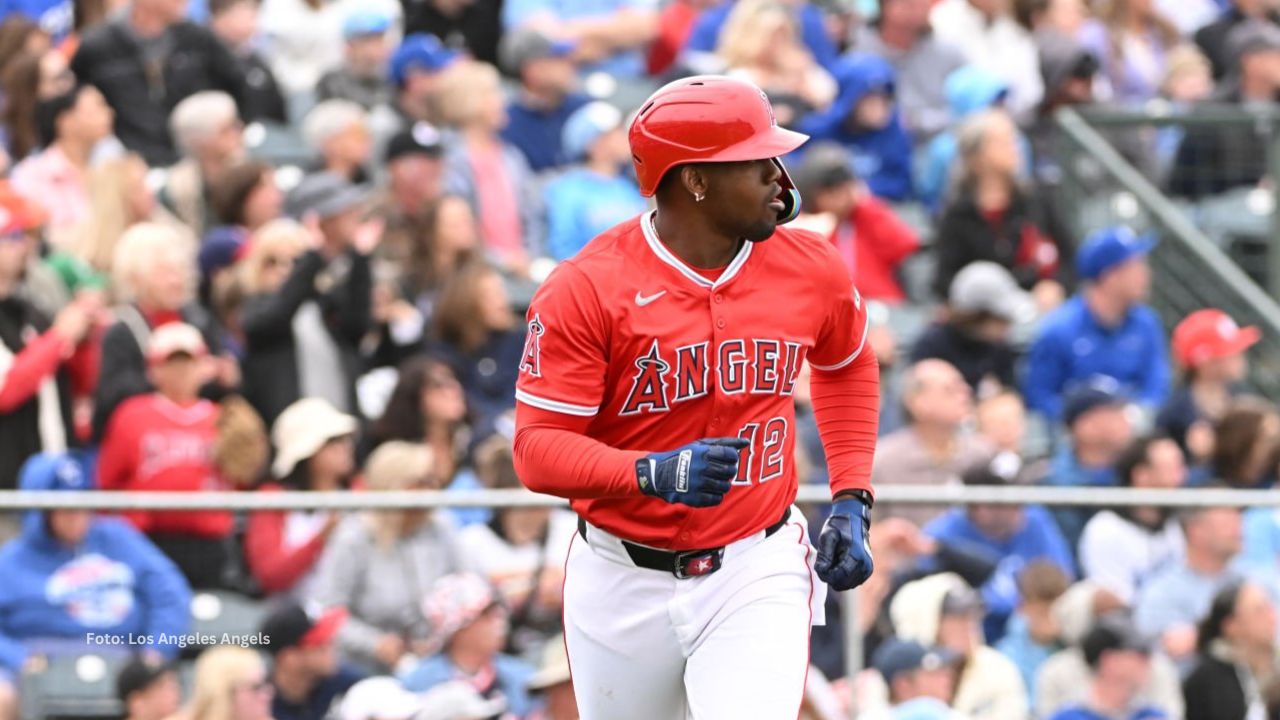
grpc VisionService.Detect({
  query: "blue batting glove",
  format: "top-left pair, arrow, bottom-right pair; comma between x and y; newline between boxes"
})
636,437 -> 749,508
814,496 -> 874,591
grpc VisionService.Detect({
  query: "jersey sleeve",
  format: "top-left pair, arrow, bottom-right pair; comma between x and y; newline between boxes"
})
515,262 -> 609,418
808,253 -> 870,371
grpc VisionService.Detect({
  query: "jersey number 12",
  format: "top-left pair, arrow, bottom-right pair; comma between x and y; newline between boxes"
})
733,417 -> 789,486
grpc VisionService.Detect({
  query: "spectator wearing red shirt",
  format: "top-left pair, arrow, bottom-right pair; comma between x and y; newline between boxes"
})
790,141 -> 920,304
97,323 -> 234,590
245,397 -> 357,599
0,183 -> 101,491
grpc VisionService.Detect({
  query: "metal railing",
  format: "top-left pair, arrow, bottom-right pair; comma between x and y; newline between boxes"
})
1054,105 -> 1280,400
8,483 -> 1280,509
17,483 -> 1280,719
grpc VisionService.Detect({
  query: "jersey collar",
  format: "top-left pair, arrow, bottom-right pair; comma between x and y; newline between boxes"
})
640,210 -> 753,290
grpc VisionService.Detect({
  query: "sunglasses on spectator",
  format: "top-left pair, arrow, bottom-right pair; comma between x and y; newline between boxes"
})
263,255 -> 294,269
0,231 -> 26,244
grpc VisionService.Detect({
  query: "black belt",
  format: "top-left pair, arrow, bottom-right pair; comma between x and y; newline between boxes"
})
577,508 -> 791,579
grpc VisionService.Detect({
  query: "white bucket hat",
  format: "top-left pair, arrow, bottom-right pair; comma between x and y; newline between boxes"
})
271,397 -> 358,478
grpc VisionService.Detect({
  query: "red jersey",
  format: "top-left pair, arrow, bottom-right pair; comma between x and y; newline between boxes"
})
515,210 -> 869,548
97,394 -> 233,538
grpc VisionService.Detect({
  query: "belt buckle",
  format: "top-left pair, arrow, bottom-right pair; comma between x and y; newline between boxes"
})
674,549 -> 723,579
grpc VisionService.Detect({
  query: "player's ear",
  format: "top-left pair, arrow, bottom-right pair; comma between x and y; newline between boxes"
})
680,165 -> 709,202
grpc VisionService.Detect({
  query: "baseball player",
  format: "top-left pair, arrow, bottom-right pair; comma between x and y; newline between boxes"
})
513,76 -> 880,719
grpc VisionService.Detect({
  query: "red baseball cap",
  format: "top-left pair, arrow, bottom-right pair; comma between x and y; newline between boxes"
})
0,182 -> 47,235
1172,309 -> 1260,368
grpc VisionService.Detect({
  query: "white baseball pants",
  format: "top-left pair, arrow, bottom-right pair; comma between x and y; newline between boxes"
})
562,507 -> 827,720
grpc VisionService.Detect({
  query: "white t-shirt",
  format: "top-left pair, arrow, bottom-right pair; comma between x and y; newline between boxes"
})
1079,510 -> 1186,604
457,510 -> 577,596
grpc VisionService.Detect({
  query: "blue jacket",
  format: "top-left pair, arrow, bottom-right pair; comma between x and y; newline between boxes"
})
399,652 -> 537,717
797,54 -> 914,201
995,615 -> 1059,699
0,454 -> 192,672
684,1 -> 837,70
924,506 -> 1075,641
544,168 -> 647,261
1022,295 -> 1170,421
501,93 -> 590,173
918,66 -> 1031,211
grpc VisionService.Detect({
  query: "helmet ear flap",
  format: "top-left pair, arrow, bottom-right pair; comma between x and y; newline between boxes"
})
773,158 -> 801,224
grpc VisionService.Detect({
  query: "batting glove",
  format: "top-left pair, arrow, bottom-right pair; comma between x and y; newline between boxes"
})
636,437 -> 749,508
814,494 -> 875,591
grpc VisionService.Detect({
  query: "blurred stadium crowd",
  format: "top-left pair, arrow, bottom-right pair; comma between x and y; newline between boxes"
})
0,0 -> 1278,717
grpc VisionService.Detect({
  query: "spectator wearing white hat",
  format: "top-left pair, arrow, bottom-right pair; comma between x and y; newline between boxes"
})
303,100 -> 374,186
160,91 -> 247,236
245,397 -> 357,598
339,677 -> 508,720
311,441 -> 467,673
525,635 -> 576,720
97,322 -> 236,590
542,101 -> 645,262
399,573 -> 536,717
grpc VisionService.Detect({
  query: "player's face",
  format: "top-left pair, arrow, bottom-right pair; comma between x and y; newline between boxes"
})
702,158 -> 785,243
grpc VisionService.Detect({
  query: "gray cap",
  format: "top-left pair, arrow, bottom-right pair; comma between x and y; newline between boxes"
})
285,172 -> 368,220
948,261 -> 1035,323
1227,19 -> 1280,68
792,142 -> 857,202
499,27 -> 577,74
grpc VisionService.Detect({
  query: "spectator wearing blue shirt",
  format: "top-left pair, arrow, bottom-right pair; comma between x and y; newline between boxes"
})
1045,615 -> 1168,720
1042,378 -> 1136,549
1133,504 -> 1243,665
400,574 -> 536,718
498,27 -> 589,173
0,452 -> 192,698
797,53 -> 914,201
544,101 -> 646,260
1023,227 -> 1170,423
995,561 -> 1070,701
681,0 -> 837,73
261,603 -> 366,720
501,0 -> 658,79
925,453 -> 1076,642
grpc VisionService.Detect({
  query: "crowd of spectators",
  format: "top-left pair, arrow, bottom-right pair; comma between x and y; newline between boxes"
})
0,0 -> 1276,718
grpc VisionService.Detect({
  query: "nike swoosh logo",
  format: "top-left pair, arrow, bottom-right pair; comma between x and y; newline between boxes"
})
635,290 -> 667,307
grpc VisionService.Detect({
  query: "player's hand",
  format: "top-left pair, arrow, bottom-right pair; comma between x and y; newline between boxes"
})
636,437 -> 748,508
815,496 -> 875,591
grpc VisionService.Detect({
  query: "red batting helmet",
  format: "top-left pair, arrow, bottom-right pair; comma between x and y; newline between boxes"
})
628,75 -> 809,223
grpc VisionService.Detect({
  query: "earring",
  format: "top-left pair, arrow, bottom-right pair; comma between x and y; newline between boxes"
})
694,192 -> 705,203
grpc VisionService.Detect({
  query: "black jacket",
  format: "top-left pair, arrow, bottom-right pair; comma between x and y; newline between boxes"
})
910,321 -> 1017,392
931,190 -> 1057,299
0,296 -> 74,490
236,49 -> 288,124
402,0 -> 503,66
90,303 -> 224,441
1183,653 -> 1249,720
241,250 -> 372,427
71,19 -> 247,166
1167,92 -> 1273,199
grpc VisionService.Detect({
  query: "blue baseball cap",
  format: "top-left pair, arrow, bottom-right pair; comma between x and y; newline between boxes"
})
872,639 -> 959,684
562,101 -> 624,162
1062,375 -> 1130,427
390,34 -> 461,87
343,9 -> 392,38
1076,226 -> 1156,282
